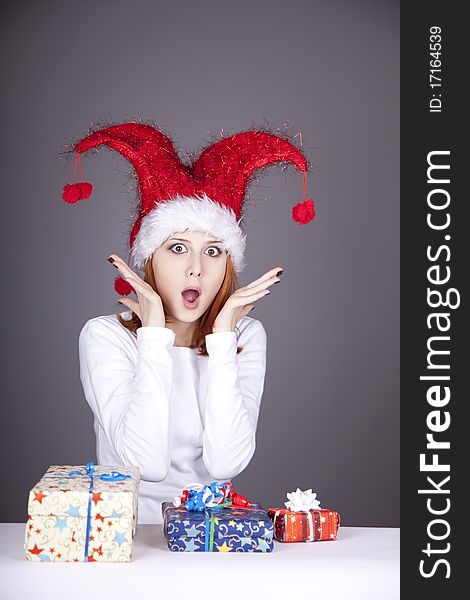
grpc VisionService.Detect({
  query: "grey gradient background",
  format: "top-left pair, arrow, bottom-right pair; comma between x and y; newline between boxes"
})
1,0 -> 399,526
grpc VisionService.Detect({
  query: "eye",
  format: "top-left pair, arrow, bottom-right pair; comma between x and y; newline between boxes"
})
205,246 -> 223,257
169,243 -> 187,254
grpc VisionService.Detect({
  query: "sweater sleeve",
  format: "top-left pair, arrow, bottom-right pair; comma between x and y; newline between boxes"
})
78,319 -> 176,482
202,318 -> 267,480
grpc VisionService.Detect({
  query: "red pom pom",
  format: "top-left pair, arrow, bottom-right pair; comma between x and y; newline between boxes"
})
114,277 -> 134,296
62,184 -> 81,204
62,182 -> 93,204
77,182 -> 93,199
292,198 -> 315,225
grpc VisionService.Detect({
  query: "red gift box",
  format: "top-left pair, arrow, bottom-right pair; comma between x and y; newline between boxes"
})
267,507 -> 340,542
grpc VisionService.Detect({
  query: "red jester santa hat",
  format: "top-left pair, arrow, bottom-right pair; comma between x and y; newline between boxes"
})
61,122 -> 316,296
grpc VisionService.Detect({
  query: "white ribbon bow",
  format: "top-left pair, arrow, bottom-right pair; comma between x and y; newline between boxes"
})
284,488 -> 321,512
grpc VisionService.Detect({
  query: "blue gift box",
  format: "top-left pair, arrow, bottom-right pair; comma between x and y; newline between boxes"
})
162,502 -> 274,552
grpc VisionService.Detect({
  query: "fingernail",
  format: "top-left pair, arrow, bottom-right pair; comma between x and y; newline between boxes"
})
276,270 -> 283,277
107,257 -> 115,264
274,280 -> 280,284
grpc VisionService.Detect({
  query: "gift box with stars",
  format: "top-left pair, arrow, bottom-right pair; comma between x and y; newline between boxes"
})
267,488 -> 341,543
24,463 -> 140,562
162,503 -> 274,552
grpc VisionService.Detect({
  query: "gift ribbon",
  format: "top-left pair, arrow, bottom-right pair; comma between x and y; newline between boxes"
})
83,462 -> 94,561
184,482 -> 232,511
67,463 -> 131,483
307,510 -> 315,542
204,511 -> 213,552
203,500 -> 232,552
42,464 -> 131,483
176,481 -> 256,511
65,462 -> 98,561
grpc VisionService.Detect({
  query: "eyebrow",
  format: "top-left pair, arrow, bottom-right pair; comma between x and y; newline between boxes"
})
170,237 -> 223,244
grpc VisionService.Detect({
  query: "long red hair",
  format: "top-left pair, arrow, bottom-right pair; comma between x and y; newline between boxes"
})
116,253 -> 245,356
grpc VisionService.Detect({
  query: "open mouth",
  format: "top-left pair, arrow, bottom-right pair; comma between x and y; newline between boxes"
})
181,288 -> 201,309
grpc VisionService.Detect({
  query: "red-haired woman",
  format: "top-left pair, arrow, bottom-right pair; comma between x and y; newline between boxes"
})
79,225 -> 282,524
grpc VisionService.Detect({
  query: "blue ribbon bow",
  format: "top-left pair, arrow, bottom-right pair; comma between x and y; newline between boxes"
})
185,482 -> 231,512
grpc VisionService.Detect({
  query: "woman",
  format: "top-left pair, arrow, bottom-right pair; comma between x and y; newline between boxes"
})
64,122 -> 314,523
80,230 -> 281,523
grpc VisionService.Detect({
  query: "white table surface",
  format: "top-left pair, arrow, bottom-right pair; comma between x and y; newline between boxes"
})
0,523 -> 399,599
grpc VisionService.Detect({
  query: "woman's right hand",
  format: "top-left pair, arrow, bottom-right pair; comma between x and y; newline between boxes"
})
108,254 -> 166,328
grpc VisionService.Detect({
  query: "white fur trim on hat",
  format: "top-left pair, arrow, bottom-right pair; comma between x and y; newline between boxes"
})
130,193 -> 247,274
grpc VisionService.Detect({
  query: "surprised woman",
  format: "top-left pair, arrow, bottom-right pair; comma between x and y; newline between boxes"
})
62,122 -> 314,523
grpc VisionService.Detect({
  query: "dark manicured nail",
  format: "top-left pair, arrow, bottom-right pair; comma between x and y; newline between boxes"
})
274,281 -> 280,284
276,270 -> 283,277
107,257 -> 115,264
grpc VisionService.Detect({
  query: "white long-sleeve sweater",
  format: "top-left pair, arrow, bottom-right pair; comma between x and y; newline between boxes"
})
78,311 -> 267,523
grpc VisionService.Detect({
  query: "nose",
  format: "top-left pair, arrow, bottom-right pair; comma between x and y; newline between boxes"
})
186,256 -> 202,277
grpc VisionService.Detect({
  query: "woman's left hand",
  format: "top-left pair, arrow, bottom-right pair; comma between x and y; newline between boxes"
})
212,266 -> 283,333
